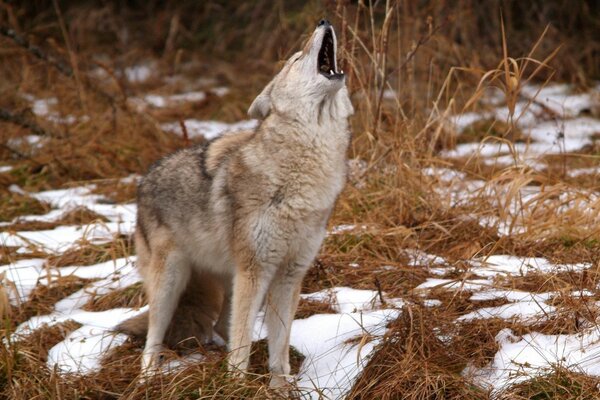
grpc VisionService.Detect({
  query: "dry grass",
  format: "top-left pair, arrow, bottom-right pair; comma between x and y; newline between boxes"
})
82,281 -> 146,312
91,179 -> 138,204
347,304 -> 489,399
1,0 -> 600,399
11,275 -> 92,326
45,235 -> 134,268
0,189 -> 49,222
4,206 -> 108,231
295,298 -> 337,319
499,368 -> 600,400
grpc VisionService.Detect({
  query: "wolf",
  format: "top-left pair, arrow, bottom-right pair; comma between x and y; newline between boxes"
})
119,19 -> 353,387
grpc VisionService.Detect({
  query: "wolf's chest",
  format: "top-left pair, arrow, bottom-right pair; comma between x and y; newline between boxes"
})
272,163 -> 346,214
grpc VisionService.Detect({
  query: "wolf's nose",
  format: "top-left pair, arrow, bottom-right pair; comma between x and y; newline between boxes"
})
318,19 -> 331,27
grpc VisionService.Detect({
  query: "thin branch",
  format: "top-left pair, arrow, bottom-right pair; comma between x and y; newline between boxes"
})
388,18 -> 447,76
0,25 -> 119,107
0,26 -> 73,77
0,107 -> 57,137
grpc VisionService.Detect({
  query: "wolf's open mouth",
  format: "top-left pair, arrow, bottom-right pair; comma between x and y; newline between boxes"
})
318,28 -> 344,80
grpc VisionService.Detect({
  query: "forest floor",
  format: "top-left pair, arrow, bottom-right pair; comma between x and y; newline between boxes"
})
2,40 -> 600,400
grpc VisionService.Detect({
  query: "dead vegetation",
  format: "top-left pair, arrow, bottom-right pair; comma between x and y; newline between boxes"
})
45,235 -> 134,268
1,0 -> 600,399
4,206 -> 108,231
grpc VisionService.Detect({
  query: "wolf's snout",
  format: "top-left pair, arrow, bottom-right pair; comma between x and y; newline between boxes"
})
317,22 -> 344,81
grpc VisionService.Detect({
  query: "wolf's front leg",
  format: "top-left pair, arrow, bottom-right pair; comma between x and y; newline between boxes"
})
227,267 -> 275,375
142,250 -> 190,374
265,269 -> 304,388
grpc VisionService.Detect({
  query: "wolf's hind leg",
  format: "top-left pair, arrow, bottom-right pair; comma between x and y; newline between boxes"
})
142,243 -> 190,374
213,274 -> 232,343
265,269 -> 303,388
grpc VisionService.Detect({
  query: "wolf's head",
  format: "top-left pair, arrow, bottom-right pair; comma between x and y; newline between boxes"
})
248,20 -> 354,123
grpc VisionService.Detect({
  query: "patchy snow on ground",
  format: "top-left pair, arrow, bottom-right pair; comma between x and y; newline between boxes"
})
3,81 -> 600,397
1,184 -> 136,254
437,83 -> 600,237
415,254 -> 597,327
408,251 -> 600,393
464,327 -> 600,395
2,181 -> 399,397
6,253 -> 399,398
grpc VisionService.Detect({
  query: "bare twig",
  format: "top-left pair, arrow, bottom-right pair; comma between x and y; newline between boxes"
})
388,17 -> 447,76
0,26 -> 73,77
374,277 -> 387,306
0,107 -> 57,137
179,120 -> 190,147
52,0 -> 87,113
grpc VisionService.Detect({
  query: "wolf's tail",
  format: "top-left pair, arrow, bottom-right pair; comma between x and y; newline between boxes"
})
116,272 -> 225,349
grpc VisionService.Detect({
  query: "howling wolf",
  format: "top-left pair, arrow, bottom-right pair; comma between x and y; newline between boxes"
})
119,19 -> 353,387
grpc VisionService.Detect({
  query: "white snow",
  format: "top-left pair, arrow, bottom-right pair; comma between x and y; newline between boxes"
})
403,249 -> 448,267
7,134 -> 47,150
161,119 -> 259,140
469,289 -> 553,303
134,88 -> 230,109
47,325 -> 131,374
0,258 -> 46,303
465,327 -> 600,394
0,257 -> 137,305
143,91 -> 206,107
301,287 -> 400,314
293,309 -> 400,399
329,224 -> 368,235
124,64 -> 154,83
7,256 -> 144,374
0,222 -> 132,253
2,185 -> 137,252
415,278 -> 490,292
469,255 -> 591,278
458,301 -> 556,322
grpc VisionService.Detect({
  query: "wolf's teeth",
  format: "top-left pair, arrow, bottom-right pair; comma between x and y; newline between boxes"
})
341,70 -> 344,74
330,70 -> 334,75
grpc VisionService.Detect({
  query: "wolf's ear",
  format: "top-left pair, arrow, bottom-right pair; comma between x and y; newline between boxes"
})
248,80 -> 275,119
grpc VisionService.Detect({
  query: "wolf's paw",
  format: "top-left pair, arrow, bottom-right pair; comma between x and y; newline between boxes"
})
140,347 -> 165,377
268,374 -> 299,399
269,373 -> 294,389
227,363 -> 246,380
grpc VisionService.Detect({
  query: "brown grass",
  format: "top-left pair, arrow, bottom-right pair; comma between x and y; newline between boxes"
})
83,282 -> 146,312
91,179 -> 138,204
1,0 -> 599,399
499,368 -> 600,400
295,298 -> 337,319
347,304 -> 489,399
4,205 -> 108,231
45,235 -> 134,268
0,189 -> 49,222
11,275 -> 92,326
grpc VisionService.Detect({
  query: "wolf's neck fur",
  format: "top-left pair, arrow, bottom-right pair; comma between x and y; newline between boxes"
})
259,111 -> 349,171
261,88 -> 352,154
